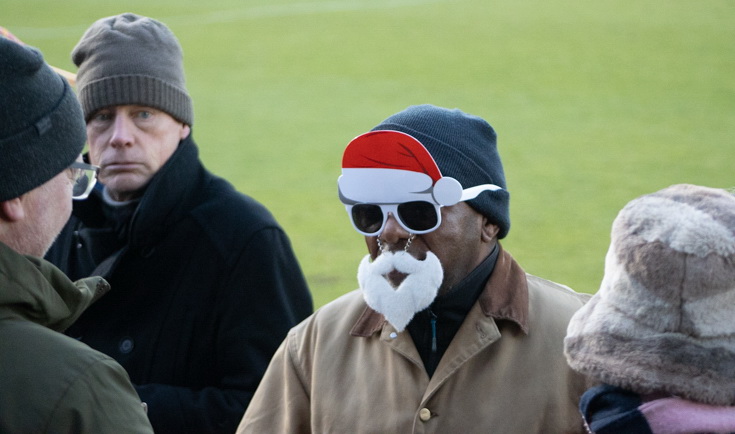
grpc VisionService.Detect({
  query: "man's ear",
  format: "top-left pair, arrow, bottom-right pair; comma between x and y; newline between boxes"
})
0,197 -> 25,223
180,124 -> 191,140
480,216 -> 500,243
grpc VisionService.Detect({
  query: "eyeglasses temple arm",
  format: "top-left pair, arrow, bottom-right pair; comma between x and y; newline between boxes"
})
460,184 -> 502,201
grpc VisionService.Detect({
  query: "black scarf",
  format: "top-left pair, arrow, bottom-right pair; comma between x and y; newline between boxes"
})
407,244 -> 499,377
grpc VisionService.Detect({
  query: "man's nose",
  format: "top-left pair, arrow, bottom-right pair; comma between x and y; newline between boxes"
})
110,112 -> 133,148
379,212 -> 411,246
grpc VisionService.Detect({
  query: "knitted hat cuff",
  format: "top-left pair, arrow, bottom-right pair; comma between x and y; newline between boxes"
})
79,74 -> 192,125
565,331 -> 735,406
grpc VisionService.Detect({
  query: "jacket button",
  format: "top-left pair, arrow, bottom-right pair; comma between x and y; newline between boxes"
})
419,408 -> 431,422
119,338 -> 134,354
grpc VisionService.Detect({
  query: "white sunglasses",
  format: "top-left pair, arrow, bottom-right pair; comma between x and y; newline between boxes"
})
345,184 -> 501,236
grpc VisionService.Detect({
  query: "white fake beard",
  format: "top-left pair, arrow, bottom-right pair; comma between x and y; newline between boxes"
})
357,250 -> 443,332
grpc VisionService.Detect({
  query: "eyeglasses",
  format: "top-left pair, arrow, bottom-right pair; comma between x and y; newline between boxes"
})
68,161 -> 99,200
344,183 -> 502,236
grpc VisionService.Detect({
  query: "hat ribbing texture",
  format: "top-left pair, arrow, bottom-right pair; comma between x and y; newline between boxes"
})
564,184 -> 735,406
72,13 -> 193,125
371,104 -> 510,238
0,38 -> 85,202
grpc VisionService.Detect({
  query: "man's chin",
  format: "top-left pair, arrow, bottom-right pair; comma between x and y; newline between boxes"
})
385,270 -> 408,288
101,177 -> 147,201
358,250 -> 444,332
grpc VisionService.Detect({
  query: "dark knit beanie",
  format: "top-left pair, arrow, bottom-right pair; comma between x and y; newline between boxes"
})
371,104 -> 510,238
0,38 -> 85,202
72,13 -> 193,125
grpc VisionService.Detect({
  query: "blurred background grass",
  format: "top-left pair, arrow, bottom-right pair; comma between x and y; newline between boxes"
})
4,0 -> 733,307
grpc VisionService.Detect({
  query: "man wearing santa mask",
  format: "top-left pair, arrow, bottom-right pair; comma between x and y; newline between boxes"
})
237,104 -> 591,433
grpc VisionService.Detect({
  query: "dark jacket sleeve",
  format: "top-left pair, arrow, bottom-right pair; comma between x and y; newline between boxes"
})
135,226 -> 312,434
580,384 -> 653,434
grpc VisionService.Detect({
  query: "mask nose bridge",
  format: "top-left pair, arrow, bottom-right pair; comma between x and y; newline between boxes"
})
379,206 -> 412,242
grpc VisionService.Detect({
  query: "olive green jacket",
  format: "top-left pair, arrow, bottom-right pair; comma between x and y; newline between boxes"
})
0,242 -> 153,433
238,247 -> 591,433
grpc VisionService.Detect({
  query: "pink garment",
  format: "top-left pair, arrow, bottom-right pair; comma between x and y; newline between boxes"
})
641,397 -> 735,434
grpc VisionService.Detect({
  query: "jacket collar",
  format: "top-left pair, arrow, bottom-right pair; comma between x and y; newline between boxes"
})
350,244 -> 529,337
128,134 -> 201,247
74,134 -> 203,248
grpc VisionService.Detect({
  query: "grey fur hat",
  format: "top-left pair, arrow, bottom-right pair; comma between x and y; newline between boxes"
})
72,13 -> 193,125
564,184 -> 735,406
0,38 -> 85,202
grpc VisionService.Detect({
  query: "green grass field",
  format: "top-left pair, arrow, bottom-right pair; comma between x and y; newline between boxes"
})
5,0 -> 733,307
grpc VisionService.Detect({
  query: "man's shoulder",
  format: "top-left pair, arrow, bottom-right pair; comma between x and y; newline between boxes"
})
290,290 -> 365,337
192,174 -> 278,228
160,144 -> 277,227
523,273 -> 591,335
0,318 -> 123,390
1,318 -> 113,364
279,290 -> 373,367
526,273 -> 592,307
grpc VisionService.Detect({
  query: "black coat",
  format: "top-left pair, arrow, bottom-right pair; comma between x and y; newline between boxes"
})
46,135 -> 313,434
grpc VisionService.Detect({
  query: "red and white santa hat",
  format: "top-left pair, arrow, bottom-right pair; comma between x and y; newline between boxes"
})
338,130 -> 464,205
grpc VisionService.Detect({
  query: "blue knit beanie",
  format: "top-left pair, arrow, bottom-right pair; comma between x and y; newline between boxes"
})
371,104 -> 510,238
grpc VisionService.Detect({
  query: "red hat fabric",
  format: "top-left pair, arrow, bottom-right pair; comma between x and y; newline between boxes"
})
342,130 -> 443,182
339,130 -> 463,206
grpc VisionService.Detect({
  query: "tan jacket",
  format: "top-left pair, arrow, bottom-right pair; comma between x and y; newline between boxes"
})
238,248 -> 590,433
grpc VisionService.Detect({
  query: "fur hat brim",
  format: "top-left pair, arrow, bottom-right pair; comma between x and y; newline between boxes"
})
565,184 -> 735,406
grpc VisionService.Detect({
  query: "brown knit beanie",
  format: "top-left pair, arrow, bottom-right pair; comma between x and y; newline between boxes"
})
72,13 -> 193,125
564,184 -> 735,406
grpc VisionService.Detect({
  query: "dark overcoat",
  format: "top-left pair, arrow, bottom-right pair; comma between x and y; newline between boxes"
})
47,135 -> 313,434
